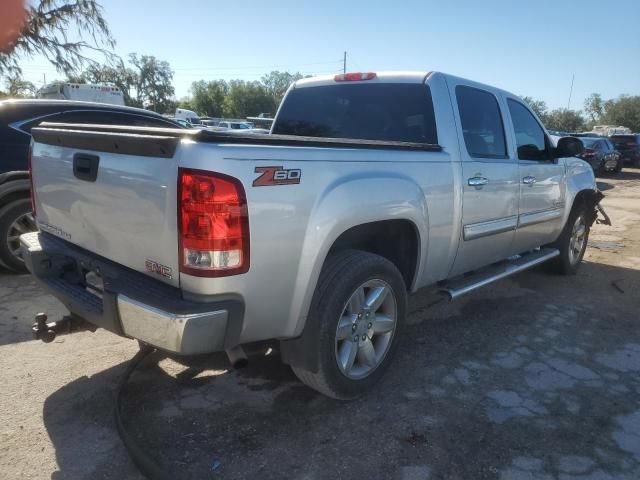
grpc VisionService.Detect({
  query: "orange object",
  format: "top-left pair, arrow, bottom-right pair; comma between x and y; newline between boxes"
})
0,0 -> 28,53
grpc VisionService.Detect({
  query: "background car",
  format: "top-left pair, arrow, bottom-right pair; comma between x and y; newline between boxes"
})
0,99 -> 184,273
578,136 -> 622,174
610,134 -> 640,167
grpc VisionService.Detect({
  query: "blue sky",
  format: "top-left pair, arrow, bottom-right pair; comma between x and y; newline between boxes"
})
19,0 -> 640,110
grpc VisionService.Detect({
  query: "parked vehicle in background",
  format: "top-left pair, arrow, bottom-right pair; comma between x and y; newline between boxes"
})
24,71 -> 608,399
610,134 -> 640,167
591,125 -> 632,137
579,137 -> 622,174
0,99 -> 183,273
200,119 -> 219,128
217,121 -> 254,130
175,108 -> 203,126
37,82 -> 125,106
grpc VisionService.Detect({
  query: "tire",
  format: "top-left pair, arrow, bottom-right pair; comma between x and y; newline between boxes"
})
615,158 -> 623,173
0,198 -> 36,273
546,201 -> 590,275
292,249 -> 407,400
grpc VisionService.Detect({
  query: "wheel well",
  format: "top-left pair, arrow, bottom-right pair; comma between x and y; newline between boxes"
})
572,189 -> 600,226
0,190 -> 30,209
328,220 -> 419,290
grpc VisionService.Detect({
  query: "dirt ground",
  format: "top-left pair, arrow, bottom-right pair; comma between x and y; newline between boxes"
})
1,170 -> 640,480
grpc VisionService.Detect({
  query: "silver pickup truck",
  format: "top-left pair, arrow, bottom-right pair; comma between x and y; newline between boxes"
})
22,71 -> 608,399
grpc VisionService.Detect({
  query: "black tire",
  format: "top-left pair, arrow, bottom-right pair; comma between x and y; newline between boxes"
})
546,201 -> 590,275
0,198 -> 35,273
615,158 -> 623,173
292,249 -> 407,400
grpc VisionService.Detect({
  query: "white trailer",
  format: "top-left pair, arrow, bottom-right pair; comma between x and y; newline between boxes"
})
37,82 -> 125,106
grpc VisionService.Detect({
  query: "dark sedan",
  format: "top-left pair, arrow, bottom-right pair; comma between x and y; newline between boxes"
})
0,99 -> 183,272
578,137 -> 622,175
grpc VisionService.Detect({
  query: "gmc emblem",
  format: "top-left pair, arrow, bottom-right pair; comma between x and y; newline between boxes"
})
253,166 -> 301,187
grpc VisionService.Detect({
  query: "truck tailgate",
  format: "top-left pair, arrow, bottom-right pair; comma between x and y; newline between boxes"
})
30,130 -> 180,287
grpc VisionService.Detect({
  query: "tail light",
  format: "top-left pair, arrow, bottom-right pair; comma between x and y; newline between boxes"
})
581,148 -> 596,159
178,168 -> 249,277
28,143 -> 36,217
334,72 -> 376,82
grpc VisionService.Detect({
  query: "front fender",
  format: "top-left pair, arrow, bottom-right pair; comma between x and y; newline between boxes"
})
286,172 -> 429,338
562,157 -> 598,225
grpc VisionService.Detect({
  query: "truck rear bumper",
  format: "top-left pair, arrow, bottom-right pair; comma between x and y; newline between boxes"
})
20,231 -> 243,355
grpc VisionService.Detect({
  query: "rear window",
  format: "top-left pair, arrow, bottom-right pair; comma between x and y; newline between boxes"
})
273,83 -> 438,144
581,138 -> 599,149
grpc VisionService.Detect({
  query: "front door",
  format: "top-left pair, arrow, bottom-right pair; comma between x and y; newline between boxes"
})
505,98 -> 565,253
449,83 -> 520,277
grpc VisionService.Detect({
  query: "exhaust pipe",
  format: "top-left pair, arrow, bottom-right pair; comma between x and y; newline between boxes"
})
225,346 -> 248,369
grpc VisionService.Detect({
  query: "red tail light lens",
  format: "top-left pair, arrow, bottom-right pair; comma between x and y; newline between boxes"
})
178,168 -> 249,277
28,143 -> 36,217
334,72 -> 377,82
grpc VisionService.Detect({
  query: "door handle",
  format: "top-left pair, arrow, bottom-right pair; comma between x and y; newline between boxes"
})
468,176 -> 489,187
522,176 -> 536,185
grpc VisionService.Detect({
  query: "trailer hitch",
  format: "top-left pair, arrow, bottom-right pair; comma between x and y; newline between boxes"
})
32,313 -> 96,343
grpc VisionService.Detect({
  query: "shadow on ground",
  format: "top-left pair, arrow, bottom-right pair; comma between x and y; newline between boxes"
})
43,260 -> 640,479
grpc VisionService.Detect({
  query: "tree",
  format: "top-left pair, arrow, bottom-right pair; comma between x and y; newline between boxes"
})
584,93 -> 604,123
70,54 -> 176,113
0,0 -> 115,77
544,108 -> 585,133
521,96 -> 549,123
72,59 -> 137,105
190,80 -> 228,117
128,54 -> 175,112
222,80 -> 276,118
261,71 -> 303,107
3,73 -> 36,97
601,95 -> 640,132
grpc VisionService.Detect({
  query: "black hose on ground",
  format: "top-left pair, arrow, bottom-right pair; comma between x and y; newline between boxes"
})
115,345 -> 173,480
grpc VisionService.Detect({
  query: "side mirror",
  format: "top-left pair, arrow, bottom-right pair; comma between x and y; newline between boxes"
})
555,136 -> 584,158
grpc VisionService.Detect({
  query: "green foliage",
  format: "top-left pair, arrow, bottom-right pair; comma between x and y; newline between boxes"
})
2,73 -> 36,98
601,95 -> 640,132
583,93 -> 604,123
261,71 -> 303,105
0,0 -> 115,77
71,54 -> 175,113
190,80 -> 228,117
544,109 -> 585,133
521,96 -> 549,121
222,80 -> 276,118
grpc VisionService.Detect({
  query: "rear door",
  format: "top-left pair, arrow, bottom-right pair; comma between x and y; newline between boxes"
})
448,82 -> 520,276
505,98 -> 565,252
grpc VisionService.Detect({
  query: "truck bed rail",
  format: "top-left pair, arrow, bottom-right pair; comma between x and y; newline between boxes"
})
31,122 -> 443,158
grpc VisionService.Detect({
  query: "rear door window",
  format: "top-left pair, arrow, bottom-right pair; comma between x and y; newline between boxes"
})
273,83 -> 438,144
455,86 -> 507,158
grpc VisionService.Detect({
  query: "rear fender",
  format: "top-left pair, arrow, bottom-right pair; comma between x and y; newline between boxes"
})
280,173 -> 428,371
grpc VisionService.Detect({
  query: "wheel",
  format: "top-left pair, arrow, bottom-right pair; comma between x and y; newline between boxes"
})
292,250 -> 407,399
0,198 -> 36,273
615,158 -> 623,173
546,202 -> 590,275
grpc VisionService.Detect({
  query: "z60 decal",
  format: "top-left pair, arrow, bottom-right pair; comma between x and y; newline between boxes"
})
253,166 -> 301,187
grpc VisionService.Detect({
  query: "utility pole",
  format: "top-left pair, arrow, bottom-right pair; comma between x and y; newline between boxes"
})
343,51 -> 347,74
567,74 -> 575,110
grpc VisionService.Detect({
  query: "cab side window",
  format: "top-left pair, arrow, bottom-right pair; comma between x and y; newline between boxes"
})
455,86 -> 507,158
507,99 -> 550,161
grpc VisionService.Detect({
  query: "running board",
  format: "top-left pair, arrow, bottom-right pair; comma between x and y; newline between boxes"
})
440,248 -> 560,301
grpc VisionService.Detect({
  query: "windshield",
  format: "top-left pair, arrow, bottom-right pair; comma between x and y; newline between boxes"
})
273,83 -> 438,144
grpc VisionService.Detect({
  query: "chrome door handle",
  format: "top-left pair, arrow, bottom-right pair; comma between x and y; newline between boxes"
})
468,176 -> 489,187
522,176 -> 537,185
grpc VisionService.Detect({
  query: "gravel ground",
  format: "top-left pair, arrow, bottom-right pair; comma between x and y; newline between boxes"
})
1,169 -> 640,480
